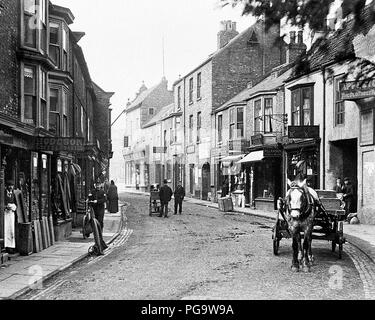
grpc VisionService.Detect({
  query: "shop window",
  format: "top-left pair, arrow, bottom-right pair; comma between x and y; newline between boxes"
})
24,66 -> 37,125
40,154 -> 49,217
335,78 -> 345,126
254,99 -> 262,134
291,86 -> 314,126
218,114 -> 223,143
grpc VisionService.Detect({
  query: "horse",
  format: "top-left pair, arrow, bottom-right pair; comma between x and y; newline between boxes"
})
284,179 -> 319,272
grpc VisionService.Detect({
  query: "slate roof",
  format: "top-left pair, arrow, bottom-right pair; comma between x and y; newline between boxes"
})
289,4 -> 375,80
126,84 -> 159,112
143,103 -> 175,128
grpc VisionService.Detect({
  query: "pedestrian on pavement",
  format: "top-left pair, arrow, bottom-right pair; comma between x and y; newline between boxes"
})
342,177 -> 354,219
107,180 -> 119,213
103,178 -> 110,210
89,181 -> 107,230
4,180 -> 17,254
221,179 -> 229,198
159,179 -> 173,218
174,181 -> 185,215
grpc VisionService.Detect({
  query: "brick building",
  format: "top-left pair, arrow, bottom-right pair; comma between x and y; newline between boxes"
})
174,19 -> 288,200
0,1 -> 113,258
122,78 -> 173,192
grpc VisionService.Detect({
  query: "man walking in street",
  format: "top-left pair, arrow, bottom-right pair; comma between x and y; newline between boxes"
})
89,181 -> 107,230
159,179 -> 173,218
174,181 -> 185,215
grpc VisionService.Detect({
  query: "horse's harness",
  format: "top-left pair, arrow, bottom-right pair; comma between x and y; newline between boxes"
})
285,184 -> 314,219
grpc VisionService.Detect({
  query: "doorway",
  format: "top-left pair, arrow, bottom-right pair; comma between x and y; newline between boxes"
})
330,139 -> 358,212
201,163 -> 210,201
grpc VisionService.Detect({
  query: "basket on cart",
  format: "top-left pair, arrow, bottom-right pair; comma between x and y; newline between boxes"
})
272,190 -> 346,259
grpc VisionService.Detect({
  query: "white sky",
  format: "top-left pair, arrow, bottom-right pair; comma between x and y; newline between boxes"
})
53,0 -> 253,118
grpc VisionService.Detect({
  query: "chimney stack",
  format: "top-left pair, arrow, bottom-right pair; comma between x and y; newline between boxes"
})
290,31 -> 296,44
297,31 -> 303,44
217,20 -> 239,50
286,30 -> 307,64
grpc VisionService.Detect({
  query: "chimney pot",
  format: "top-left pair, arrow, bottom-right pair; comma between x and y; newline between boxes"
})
290,31 -> 296,44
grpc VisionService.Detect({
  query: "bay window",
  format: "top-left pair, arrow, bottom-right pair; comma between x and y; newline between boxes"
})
49,88 -> 60,135
24,66 -> 37,125
62,91 -> 68,137
264,98 -> 273,133
254,99 -> 262,134
291,86 -> 314,126
229,107 -> 244,139
23,0 -> 48,51
218,115 -> 223,143
49,22 -> 60,68
40,70 -> 47,128
62,27 -> 69,71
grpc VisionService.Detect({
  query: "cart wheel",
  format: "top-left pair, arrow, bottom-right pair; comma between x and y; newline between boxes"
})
332,240 -> 336,252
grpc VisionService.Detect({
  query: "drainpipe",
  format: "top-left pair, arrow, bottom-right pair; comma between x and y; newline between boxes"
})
322,67 -> 327,190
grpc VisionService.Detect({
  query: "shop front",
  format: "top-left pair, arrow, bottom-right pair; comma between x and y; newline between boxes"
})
239,145 -> 283,211
283,138 -> 321,190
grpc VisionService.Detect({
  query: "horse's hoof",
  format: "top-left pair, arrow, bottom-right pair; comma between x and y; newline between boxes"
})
302,265 -> 311,273
291,265 -> 300,272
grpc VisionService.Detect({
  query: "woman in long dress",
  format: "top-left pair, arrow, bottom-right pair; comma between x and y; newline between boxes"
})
4,180 -> 17,253
107,181 -> 119,214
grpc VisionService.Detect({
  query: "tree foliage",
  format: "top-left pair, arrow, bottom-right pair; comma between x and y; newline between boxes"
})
221,0 -> 375,80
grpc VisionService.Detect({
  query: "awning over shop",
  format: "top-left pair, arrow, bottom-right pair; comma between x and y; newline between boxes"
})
221,154 -> 245,167
238,150 -> 264,163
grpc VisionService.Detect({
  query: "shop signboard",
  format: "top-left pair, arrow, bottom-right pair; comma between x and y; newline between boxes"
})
264,148 -> 282,158
340,79 -> 375,100
211,145 -> 228,158
35,137 -> 85,152
288,126 -> 320,139
0,130 -> 13,145
153,147 -> 167,153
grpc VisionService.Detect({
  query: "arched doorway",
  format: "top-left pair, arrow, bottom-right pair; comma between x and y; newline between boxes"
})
201,163 -> 211,201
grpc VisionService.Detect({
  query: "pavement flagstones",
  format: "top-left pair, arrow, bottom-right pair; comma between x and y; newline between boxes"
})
0,208 -> 124,300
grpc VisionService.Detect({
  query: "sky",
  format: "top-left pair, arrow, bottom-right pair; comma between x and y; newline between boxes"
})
53,0 -> 253,118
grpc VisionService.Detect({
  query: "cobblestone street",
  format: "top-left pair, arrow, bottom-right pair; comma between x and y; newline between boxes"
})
18,193 -> 374,300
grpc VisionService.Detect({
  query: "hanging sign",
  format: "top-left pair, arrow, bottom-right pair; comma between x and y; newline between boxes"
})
35,137 -> 85,152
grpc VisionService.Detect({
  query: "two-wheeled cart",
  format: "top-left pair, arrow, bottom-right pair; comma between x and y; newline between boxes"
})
149,184 -> 161,216
272,190 -> 346,259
